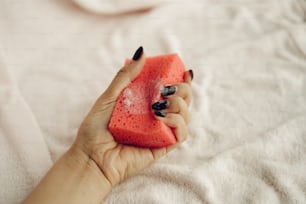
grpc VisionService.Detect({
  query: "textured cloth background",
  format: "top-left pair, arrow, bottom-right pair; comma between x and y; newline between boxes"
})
0,0 -> 306,203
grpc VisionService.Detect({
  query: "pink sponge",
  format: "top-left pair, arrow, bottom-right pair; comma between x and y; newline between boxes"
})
108,53 -> 185,148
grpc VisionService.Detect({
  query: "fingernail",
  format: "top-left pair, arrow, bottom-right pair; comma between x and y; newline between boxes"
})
189,69 -> 194,81
161,85 -> 177,96
154,110 -> 166,117
132,46 -> 143,61
152,100 -> 169,111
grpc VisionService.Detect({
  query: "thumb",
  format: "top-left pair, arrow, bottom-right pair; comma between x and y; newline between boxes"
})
105,46 -> 145,98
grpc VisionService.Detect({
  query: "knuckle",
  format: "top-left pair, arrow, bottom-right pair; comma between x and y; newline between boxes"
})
175,113 -> 185,125
166,112 -> 176,121
176,97 -> 188,112
177,96 -> 187,105
177,123 -> 188,142
168,95 -> 185,106
166,113 -> 181,125
176,83 -> 192,99
116,66 -> 129,77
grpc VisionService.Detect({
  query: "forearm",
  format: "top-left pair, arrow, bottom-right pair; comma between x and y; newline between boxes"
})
23,148 -> 112,204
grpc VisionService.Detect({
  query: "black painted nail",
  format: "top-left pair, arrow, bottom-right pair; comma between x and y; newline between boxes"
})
152,100 -> 169,111
132,46 -> 143,61
154,110 -> 166,117
161,85 -> 177,96
189,69 -> 194,81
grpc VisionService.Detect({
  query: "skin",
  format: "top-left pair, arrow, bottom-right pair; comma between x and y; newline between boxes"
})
23,52 -> 192,204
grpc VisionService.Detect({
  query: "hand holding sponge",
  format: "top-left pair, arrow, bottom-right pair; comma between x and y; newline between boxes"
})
108,50 -> 186,148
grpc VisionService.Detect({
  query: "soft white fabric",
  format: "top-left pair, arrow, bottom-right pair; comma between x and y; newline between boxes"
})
0,53 -> 52,203
0,0 -> 306,203
73,0 -> 168,14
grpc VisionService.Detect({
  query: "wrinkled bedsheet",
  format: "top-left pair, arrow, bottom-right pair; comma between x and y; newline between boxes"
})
0,0 -> 306,203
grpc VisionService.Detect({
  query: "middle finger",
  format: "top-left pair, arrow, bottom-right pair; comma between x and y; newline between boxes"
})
160,83 -> 192,105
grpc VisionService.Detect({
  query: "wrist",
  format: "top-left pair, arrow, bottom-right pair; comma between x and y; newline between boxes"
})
65,146 -> 113,200
23,146 -> 113,204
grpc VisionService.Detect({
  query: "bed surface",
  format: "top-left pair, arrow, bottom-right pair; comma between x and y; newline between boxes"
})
0,0 -> 306,203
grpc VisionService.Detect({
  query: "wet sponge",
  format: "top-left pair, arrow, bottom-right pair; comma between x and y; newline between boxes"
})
108,53 -> 185,148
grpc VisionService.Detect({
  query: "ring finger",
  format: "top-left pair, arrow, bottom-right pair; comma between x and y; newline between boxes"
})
161,83 -> 192,105
151,96 -> 190,123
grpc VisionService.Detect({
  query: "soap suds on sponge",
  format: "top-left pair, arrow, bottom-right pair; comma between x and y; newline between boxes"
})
123,80 -> 162,114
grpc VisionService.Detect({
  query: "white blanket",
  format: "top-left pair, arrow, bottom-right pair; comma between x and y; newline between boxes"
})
0,0 -> 306,203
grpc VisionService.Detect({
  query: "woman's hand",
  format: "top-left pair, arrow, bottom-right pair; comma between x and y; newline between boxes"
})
23,47 -> 193,204
72,47 -> 193,191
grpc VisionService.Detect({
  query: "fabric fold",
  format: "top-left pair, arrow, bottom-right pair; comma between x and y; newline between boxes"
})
73,0 -> 169,15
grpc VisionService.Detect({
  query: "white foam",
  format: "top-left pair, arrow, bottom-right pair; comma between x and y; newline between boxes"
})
123,80 -> 162,114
